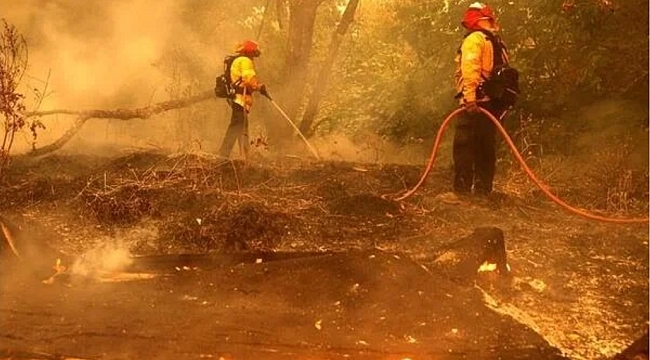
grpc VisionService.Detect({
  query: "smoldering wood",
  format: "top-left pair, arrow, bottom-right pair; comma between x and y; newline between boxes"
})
428,226 -> 510,284
23,90 -> 214,157
3,212 -> 510,287
0,215 -> 70,266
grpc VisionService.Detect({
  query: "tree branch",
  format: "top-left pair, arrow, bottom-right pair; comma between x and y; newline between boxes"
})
25,90 -> 215,157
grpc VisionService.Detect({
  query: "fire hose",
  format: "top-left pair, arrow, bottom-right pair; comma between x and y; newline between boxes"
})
394,107 -> 649,224
264,95 -> 321,160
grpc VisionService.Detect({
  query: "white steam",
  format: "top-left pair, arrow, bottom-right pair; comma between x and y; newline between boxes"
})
71,242 -> 133,277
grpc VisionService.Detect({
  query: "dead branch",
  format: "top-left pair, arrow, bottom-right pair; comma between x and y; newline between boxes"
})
24,90 -> 215,157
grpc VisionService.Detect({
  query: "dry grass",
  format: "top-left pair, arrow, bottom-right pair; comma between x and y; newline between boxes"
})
1,148 -> 647,360
500,112 -> 648,216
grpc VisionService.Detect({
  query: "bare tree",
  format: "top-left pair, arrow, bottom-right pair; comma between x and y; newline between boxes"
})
0,19 -> 43,181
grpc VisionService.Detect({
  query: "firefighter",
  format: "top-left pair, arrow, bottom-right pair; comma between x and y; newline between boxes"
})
218,40 -> 270,159
453,2 -> 509,196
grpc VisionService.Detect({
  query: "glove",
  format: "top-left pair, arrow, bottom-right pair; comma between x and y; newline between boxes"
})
259,84 -> 271,99
464,101 -> 480,113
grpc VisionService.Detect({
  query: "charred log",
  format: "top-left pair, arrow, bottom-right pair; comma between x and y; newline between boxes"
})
429,226 -> 510,284
613,331 -> 649,360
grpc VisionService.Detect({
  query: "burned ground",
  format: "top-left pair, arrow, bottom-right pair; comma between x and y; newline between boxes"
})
0,151 -> 648,360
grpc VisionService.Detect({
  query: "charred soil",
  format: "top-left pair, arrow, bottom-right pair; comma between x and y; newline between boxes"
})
0,150 -> 648,360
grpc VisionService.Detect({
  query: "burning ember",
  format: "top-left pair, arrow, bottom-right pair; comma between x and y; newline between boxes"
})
54,258 -> 66,272
42,251 -> 158,284
477,261 -> 497,272
42,258 -> 68,284
477,261 -> 511,273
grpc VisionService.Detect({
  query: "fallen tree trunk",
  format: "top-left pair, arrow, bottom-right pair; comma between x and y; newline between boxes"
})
24,90 -> 214,157
3,207 -> 512,289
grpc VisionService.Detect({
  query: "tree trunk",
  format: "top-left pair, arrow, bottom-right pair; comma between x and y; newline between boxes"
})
299,0 -> 360,137
265,0 -> 323,148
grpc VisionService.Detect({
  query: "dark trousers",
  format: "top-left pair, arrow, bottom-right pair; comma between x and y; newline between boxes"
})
452,102 -> 503,195
218,103 -> 249,158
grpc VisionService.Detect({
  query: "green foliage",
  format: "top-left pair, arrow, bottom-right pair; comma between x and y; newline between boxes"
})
309,0 -> 648,144
310,2 -> 455,143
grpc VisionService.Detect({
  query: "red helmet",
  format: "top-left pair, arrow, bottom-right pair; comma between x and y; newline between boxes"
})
461,2 -> 496,30
236,40 -> 261,57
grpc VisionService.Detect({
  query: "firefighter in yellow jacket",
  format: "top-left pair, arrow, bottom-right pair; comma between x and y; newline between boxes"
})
218,40 -> 270,159
453,2 -> 509,196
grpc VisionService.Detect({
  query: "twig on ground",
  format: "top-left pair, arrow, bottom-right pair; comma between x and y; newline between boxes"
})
229,160 -> 241,193
162,153 -> 188,183
70,177 -> 99,202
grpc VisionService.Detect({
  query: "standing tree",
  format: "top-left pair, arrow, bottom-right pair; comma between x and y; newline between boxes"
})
264,0 -> 325,145
283,0 -> 324,111
0,19 -> 30,181
299,0 -> 360,137
265,0 -> 365,144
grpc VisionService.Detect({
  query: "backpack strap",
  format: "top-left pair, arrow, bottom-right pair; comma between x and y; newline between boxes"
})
470,29 -> 507,69
224,54 -> 245,88
455,30 -> 508,100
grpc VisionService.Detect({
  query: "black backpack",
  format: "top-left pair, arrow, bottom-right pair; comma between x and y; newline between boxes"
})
470,30 -> 521,110
214,54 -> 243,99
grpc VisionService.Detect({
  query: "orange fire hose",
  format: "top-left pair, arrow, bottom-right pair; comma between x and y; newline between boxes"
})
394,107 -> 649,224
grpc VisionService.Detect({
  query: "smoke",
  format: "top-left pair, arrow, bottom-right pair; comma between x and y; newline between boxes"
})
309,132 -> 436,165
70,241 -> 133,277
2,0 -> 246,154
5,0 -> 182,109
1,0 -> 423,164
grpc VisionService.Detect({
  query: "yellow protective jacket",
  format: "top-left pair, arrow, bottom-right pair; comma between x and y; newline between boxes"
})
454,30 -> 509,103
229,56 -> 264,111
